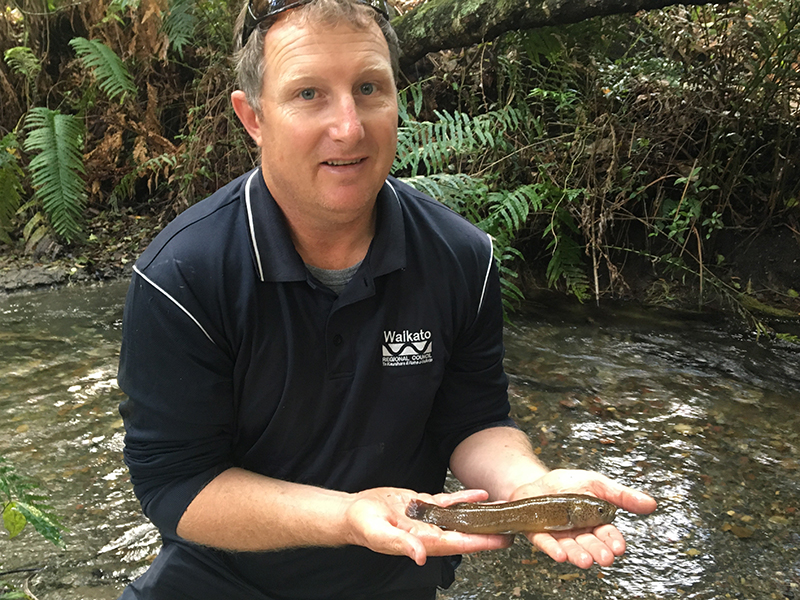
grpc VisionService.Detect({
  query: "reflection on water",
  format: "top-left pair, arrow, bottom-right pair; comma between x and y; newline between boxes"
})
444,301 -> 800,600
1,286 -> 798,599
0,281 -> 145,600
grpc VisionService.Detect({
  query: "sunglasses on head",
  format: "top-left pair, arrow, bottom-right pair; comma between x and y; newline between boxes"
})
242,0 -> 390,48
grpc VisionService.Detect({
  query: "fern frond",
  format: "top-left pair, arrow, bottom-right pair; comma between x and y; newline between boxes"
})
394,102 -> 552,312
400,172 -> 488,219
22,211 -> 48,248
394,106 -> 524,177
69,37 -> 136,103
162,0 -> 197,57
545,212 -> 590,301
520,29 -> 565,65
3,46 -> 41,80
0,133 -> 24,244
110,152 -> 178,208
108,0 -> 141,11
23,107 -> 87,242
477,183 -> 545,239
497,248 -> 526,313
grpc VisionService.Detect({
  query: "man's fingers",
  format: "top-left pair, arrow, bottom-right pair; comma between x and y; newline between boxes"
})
571,530 -> 614,567
559,534 -> 596,569
531,532 -> 595,568
529,524 -> 626,568
408,520 -> 513,555
347,486 -> 514,566
585,475 -> 658,515
362,515 -> 430,565
528,532 -> 567,563
395,530 -> 428,566
431,488 -> 489,507
592,523 -> 626,556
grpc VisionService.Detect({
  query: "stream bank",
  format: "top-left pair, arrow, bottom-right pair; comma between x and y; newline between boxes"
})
1,215 -> 798,338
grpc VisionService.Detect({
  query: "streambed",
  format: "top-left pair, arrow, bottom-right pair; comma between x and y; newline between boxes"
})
0,283 -> 798,599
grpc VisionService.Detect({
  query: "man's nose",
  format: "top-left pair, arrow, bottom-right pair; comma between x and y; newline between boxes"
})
329,95 -> 365,143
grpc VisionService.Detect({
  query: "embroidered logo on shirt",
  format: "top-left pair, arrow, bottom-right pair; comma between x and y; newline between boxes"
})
382,329 -> 433,367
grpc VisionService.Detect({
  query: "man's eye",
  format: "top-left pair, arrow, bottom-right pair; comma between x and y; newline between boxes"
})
360,83 -> 375,95
300,89 -> 316,100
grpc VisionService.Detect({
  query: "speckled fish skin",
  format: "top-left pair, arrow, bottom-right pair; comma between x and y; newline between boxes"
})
405,493 -> 617,534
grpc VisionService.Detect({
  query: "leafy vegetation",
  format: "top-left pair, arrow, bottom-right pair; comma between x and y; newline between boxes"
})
391,1 -> 799,327
0,457 -> 65,548
0,133 -> 24,244
23,107 -> 87,243
0,0 -> 797,328
0,456 -> 64,599
69,37 -> 136,103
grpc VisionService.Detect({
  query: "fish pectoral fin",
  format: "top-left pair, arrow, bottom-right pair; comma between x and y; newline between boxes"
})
542,524 -> 575,531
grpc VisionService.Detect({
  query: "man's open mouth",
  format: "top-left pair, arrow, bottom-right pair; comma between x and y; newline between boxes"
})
324,158 -> 364,166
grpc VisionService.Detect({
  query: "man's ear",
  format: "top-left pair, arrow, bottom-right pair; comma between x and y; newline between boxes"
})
231,90 -> 263,147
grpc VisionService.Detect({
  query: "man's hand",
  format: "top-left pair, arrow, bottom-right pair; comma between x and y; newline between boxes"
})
344,487 -> 513,566
508,469 -> 657,568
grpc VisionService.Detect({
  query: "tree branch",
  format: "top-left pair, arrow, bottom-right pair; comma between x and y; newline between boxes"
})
394,0 -> 710,69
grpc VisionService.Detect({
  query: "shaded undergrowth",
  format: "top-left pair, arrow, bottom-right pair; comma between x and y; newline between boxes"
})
0,0 -> 798,332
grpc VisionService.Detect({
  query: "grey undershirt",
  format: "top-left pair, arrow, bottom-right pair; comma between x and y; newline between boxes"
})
306,260 -> 363,295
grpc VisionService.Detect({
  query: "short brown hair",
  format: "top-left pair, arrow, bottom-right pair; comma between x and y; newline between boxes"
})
233,0 -> 400,117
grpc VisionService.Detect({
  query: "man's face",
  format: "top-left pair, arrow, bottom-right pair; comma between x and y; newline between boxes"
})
256,15 -> 398,228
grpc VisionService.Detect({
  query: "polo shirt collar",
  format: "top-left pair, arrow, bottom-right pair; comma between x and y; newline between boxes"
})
244,168 -> 406,283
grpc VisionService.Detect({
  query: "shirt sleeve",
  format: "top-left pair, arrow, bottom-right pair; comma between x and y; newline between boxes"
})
427,249 -> 516,464
117,270 -> 236,539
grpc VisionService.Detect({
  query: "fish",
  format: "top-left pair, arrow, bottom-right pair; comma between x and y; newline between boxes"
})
405,493 -> 617,535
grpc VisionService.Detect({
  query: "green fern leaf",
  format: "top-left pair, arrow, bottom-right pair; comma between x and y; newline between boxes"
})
108,0 -> 141,12
394,103 -> 532,179
0,134 -> 24,244
23,107 -> 87,243
110,152 -> 178,207
162,0 -> 197,57
3,46 -> 41,80
500,190 -> 529,231
521,29 -> 564,65
69,37 -> 136,103
401,173 -> 487,218
401,174 -> 445,200
545,214 -> 590,301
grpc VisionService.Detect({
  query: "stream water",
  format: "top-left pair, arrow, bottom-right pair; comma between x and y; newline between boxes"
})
1,282 -> 798,600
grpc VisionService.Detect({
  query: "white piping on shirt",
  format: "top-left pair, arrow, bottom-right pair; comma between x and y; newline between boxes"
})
386,179 -> 401,206
244,169 -> 265,282
477,233 -> 494,318
133,265 -> 215,345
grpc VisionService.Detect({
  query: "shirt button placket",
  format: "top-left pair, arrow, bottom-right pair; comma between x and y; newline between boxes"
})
327,310 -> 354,376
328,332 -> 348,376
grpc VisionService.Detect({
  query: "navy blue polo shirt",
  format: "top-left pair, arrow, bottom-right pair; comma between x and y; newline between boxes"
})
117,169 -> 513,599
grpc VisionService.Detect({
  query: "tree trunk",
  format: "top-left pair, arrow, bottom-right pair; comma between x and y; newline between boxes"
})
394,0 -> 709,69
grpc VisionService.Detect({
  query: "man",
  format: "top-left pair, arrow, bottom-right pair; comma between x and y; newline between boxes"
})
116,1 -> 657,598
